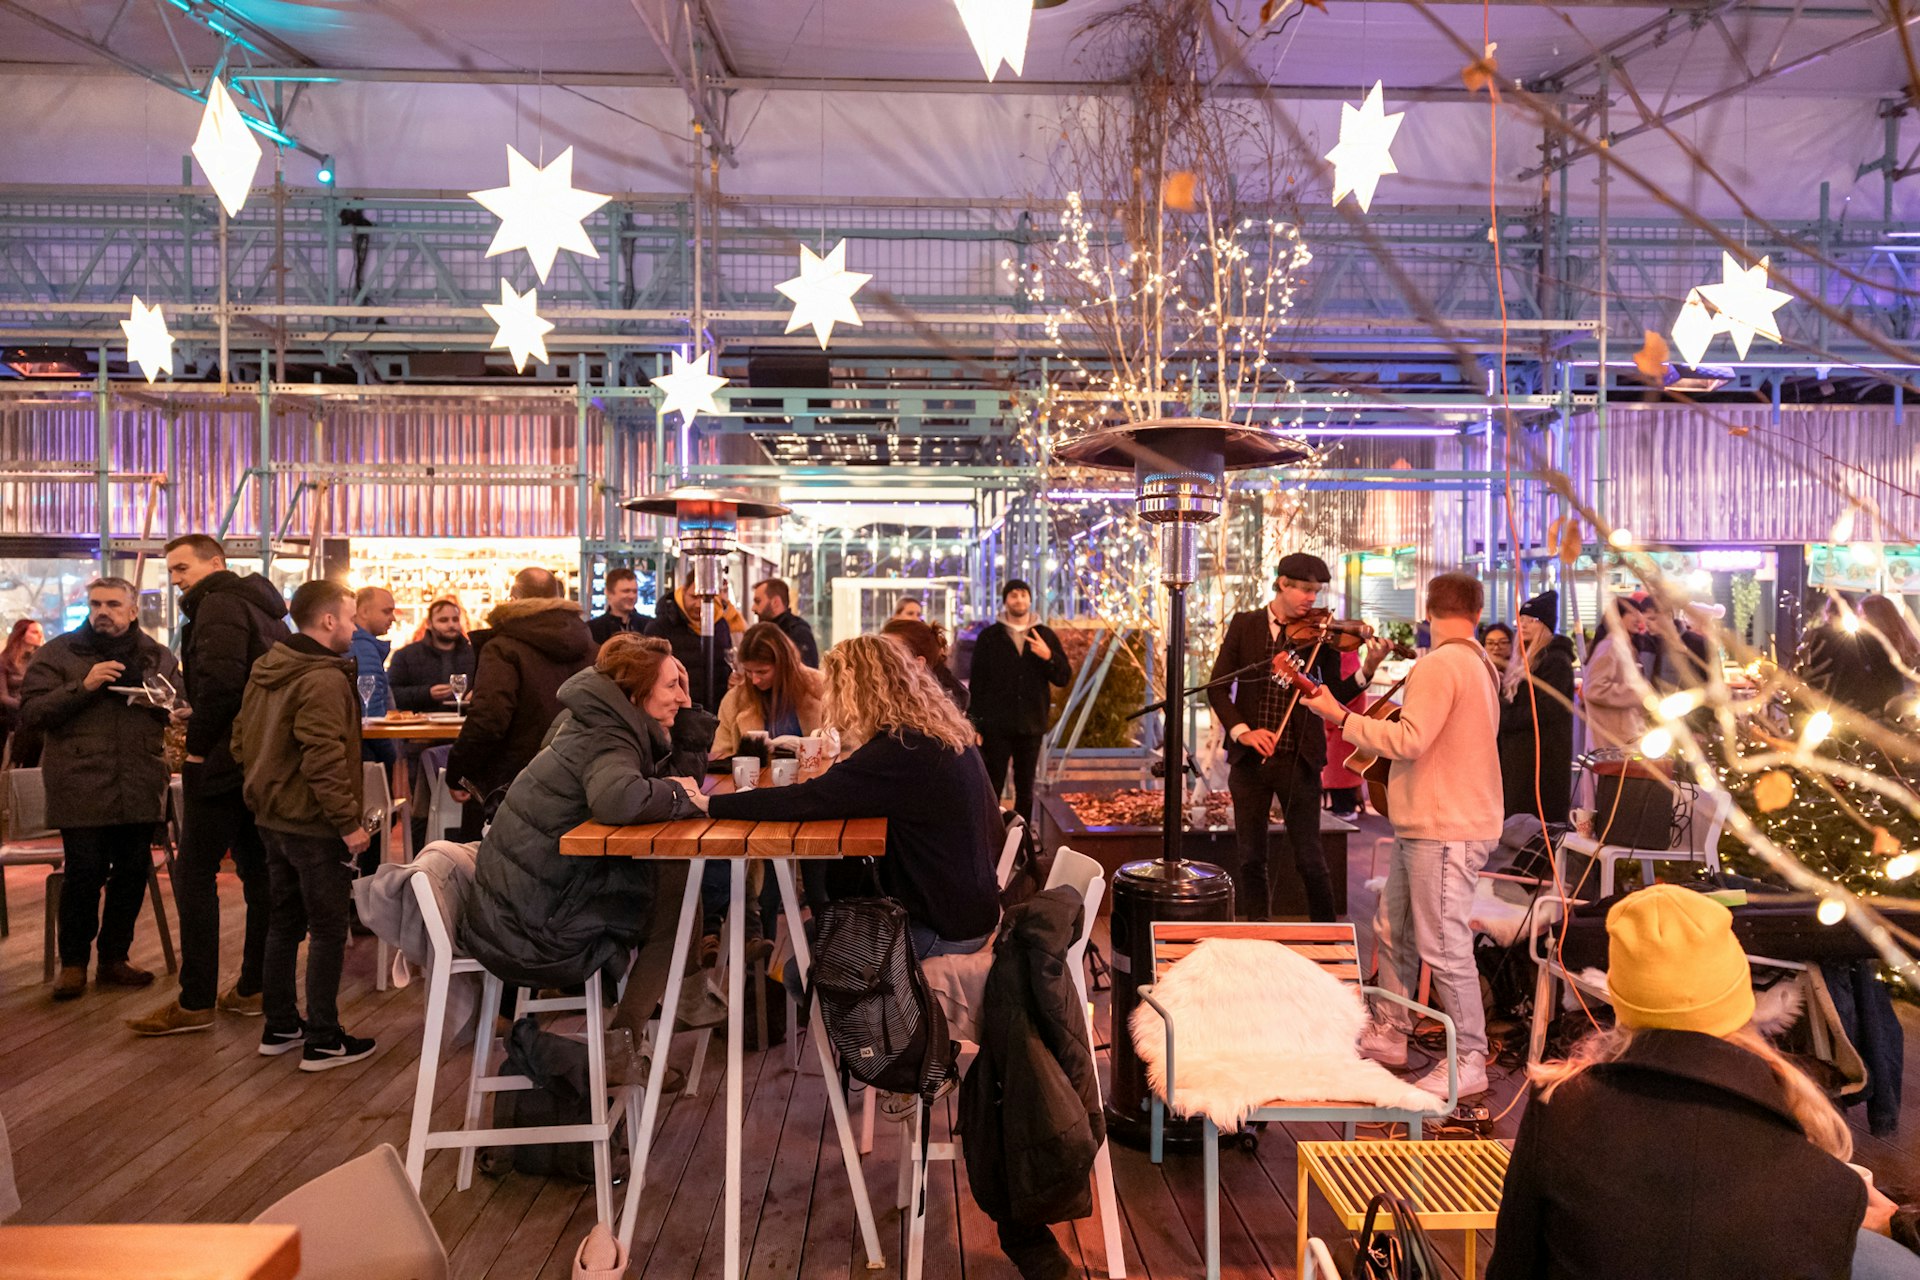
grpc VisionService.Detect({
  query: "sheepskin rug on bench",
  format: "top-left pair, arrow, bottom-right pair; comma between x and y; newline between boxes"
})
1130,938 -> 1446,1131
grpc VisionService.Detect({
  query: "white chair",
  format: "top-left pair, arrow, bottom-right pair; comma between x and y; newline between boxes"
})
2,767 -> 175,981
898,845 -> 1126,1280
254,1142 -> 448,1280
363,762 -> 409,992
994,814 -> 1026,890
422,766 -> 460,852
401,872 -> 640,1234
1301,1237 -> 1340,1279
1559,786 -> 1731,897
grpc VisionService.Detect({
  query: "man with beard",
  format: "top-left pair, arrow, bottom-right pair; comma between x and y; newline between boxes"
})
966,579 -> 1070,834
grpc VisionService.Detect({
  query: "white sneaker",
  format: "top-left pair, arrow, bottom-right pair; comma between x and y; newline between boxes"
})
1414,1050 -> 1488,1099
1357,1019 -> 1410,1068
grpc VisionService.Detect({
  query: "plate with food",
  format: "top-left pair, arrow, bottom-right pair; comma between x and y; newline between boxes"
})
382,710 -> 426,722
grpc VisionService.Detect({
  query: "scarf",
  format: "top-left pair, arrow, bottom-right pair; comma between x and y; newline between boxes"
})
998,610 -> 1035,647
79,619 -> 143,668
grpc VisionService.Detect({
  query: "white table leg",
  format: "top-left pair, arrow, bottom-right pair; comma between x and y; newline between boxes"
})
726,858 -> 746,1279
616,857 -> 706,1257
772,858 -> 885,1270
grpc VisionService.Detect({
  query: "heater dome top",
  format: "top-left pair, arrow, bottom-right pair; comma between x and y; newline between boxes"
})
1053,417 -> 1311,474
622,485 -> 793,520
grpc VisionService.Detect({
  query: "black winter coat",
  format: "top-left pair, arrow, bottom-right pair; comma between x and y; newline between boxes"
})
967,621 -> 1070,737
445,597 -> 596,798
765,608 -> 820,668
1498,633 -> 1577,826
1207,608 -> 1368,769
645,592 -> 731,713
1487,1029 -> 1867,1280
177,571 -> 290,795
460,668 -> 715,990
387,636 -> 477,712
959,886 -> 1103,1227
20,624 -> 177,829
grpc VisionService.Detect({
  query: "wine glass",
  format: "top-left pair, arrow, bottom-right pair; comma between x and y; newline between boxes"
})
448,672 -> 468,714
357,674 -> 378,716
141,670 -> 178,712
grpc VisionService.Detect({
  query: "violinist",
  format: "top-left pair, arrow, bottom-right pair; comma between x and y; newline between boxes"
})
1206,553 -> 1387,921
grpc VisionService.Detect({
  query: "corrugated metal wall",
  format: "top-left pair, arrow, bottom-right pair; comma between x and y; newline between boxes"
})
0,392 -> 652,543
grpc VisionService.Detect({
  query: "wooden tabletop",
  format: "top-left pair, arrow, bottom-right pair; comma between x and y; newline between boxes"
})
561,815 -> 886,859
0,1224 -> 300,1280
361,716 -> 464,740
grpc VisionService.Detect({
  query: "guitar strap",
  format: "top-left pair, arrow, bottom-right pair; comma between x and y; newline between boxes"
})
1435,636 -> 1501,695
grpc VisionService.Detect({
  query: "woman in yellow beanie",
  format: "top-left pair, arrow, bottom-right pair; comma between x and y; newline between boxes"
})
1487,885 -> 1915,1280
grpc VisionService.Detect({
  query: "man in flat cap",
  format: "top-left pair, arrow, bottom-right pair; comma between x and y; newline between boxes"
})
1206,553 -> 1386,920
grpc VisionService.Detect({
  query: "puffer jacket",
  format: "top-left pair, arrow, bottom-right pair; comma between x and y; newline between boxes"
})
19,624 -> 177,828
711,665 -> 825,759
445,597 -> 596,798
177,570 -> 290,795
645,590 -> 732,713
231,636 -> 364,838
959,885 -> 1103,1227
460,668 -> 716,990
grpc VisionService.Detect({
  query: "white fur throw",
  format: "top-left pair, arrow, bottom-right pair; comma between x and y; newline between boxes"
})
1131,938 -> 1445,1131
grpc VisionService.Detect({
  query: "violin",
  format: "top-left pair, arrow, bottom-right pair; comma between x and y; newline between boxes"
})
1280,608 -> 1417,659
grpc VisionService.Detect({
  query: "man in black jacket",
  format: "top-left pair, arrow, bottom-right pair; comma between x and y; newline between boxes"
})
22,578 -> 181,1001
646,571 -> 732,712
587,567 -> 648,647
388,596 -> 476,847
1206,553 -> 1383,921
966,580 -> 1070,833
131,534 -> 289,1036
752,576 -> 819,667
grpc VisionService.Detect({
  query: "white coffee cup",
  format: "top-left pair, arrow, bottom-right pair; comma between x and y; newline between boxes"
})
798,738 -> 826,771
769,758 -> 799,787
731,757 -> 762,790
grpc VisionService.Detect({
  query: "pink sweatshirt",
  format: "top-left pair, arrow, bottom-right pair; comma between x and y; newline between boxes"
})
1340,641 -> 1503,842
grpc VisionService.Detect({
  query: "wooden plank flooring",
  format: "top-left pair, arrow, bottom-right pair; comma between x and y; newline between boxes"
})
3,815 -> 1915,1278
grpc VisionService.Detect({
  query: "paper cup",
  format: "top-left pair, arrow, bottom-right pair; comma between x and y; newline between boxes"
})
731,757 -> 762,790
769,758 -> 799,787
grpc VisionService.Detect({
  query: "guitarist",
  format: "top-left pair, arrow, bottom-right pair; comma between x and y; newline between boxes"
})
1299,571 -> 1501,1099
1207,553 -> 1386,921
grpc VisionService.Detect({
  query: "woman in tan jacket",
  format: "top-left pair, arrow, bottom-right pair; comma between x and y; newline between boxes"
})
712,622 -> 824,759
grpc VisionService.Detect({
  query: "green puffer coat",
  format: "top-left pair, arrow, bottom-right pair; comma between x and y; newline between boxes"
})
460,667 -> 715,990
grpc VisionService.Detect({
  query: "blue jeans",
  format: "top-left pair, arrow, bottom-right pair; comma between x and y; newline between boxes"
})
1375,837 -> 1493,1058
1855,1230 -> 1920,1279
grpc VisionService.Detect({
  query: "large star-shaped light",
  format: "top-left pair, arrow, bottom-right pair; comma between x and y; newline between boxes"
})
469,145 -> 611,283
1697,251 -> 1792,358
650,350 -> 729,424
1669,288 -> 1724,368
954,0 -> 1032,81
775,241 -> 872,349
482,280 -> 555,372
119,295 -> 175,384
1325,82 -> 1404,213
191,78 -> 264,218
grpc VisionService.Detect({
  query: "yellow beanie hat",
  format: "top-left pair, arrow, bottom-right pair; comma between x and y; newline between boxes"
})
1605,885 -> 1754,1037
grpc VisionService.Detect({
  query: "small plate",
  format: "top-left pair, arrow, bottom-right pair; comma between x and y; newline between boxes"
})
424,712 -> 465,723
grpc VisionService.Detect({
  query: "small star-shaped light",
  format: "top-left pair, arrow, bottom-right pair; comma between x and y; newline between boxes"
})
1669,288 -> 1723,367
953,0 -> 1032,81
775,241 -> 872,349
482,280 -> 555,372
191,78 -> 264,218
469,145 -> 612,283
1325,82 -> 1404,213
119,295 -> 175,383
650,350 -> 729,424
1697,251 -> 1792,358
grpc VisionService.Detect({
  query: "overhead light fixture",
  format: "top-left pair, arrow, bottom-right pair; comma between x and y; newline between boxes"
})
1325,82 -> 1404,212
469,145 -> 612,284
1668,288 -> 1722,368
954,0 -> 1033,81
1695,252 -> 1792,359
481,281 -> 555,372
650,350 -> 730,424
119,296 -> 176,384
316,155 -> 336,186
191,77 -> 265,218
775,241 -> 872,349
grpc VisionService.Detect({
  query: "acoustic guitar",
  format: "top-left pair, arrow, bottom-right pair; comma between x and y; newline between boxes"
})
1342,682 -> 1408,820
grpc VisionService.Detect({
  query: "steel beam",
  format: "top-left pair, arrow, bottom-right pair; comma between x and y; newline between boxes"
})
626,0 -> 736,166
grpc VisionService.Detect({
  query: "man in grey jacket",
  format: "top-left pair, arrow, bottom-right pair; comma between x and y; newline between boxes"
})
20,578 -> 181,1001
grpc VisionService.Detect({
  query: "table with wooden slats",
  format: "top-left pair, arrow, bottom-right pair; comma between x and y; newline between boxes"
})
1296,1138 -> 1511,1276
558,800 -> 889,1276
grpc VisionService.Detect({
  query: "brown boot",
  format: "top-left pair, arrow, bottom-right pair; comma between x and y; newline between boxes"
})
127,999 -> 215,1036
97,960 -> 156,988
52,966 -> 87,1001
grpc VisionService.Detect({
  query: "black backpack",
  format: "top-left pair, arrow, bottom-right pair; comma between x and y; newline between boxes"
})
805,897 -> 955,1100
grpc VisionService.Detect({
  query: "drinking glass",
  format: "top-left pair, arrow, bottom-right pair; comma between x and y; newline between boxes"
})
141,670 -> 178,711
448,672 -> 469,713
357,674 -> 378,714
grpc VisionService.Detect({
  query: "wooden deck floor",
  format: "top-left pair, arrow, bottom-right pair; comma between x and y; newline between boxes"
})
3,814 -> 1915,1278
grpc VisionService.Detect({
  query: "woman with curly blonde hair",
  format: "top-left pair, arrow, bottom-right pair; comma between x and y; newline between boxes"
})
703,634 -> 999,957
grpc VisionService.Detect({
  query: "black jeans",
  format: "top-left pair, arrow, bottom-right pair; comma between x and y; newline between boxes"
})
57,823 -> 154,968
1226,750 -> 1335,922
259,828 -> 356,1041
980,730 -> 1045,830
175,778 -> 271,1010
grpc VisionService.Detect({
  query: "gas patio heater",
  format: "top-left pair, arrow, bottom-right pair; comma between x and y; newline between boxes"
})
623,486 -> 793,698
1055,417 -> 1310,1148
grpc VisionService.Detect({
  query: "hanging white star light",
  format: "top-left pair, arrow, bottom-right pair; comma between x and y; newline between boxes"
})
1325,81 -> 1404,213
468,145 -> 612,284
775,241 -> 872,349
1668,288 -> 1723,368
954,0 -> 1033,81
191,78 -> 264,218
119,295 -> 175,384
482,280 -> 556,372
1696,251 -> 1792,358
650,350 -> 729,424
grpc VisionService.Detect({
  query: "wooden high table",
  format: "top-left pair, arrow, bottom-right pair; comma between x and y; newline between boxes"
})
560,788 -> 888,1275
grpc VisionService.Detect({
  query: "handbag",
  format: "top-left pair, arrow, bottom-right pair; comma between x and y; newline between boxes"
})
1353,1191 -> 1443,1280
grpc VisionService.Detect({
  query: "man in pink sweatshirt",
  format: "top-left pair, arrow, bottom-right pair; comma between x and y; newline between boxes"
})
1300,571 -> 1502,1097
